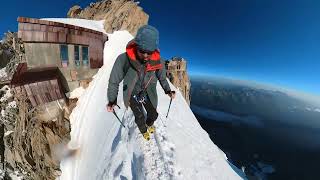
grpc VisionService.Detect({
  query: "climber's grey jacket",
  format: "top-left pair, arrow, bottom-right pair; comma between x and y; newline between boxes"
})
107,41 -> 171,108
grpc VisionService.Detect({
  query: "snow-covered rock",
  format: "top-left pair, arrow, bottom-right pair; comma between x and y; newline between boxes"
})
69,87 -> 86,99
0,67 -> 7,79
55,18 -> 245,180
4,130 -> 14,137
0,85 -> 12,102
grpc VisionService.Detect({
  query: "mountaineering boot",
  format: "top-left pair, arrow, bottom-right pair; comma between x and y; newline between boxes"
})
147,125 -> 155,134
142,132 -> 150,141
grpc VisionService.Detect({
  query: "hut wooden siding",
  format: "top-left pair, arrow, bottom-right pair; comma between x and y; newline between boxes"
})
17,17 -> 106,69
11,63 -> 67,107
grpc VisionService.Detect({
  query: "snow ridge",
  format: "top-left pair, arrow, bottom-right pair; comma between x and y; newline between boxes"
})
55,18 -> 245,180
140,115 -> 181,179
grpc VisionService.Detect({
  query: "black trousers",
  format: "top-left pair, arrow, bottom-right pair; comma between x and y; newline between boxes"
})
129,94 -> 158,133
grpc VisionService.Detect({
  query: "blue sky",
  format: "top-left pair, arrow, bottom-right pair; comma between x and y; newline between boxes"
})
1,0 -> 319,96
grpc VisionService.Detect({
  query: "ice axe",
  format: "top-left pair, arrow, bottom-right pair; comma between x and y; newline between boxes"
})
166,97 -> 173,118
112,105 -> 126,128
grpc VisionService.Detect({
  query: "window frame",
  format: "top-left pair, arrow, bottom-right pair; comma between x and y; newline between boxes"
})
60,44 -> 69,67
82,46 -> 89,66
74,45 -> 80,67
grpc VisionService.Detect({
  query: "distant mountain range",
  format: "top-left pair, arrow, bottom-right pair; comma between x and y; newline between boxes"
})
190,76 -> 320,128
190,75 -> 320,179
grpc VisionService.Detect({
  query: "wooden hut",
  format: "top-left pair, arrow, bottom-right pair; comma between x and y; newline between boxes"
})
16,17 -> 108,92
11,63 -> 68,107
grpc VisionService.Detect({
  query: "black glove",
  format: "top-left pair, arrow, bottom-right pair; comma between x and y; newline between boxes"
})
107,102 -> 114,107
165,90 -> 175,95
107,100 -> 120,112
107,99 -> 117,107
165,90 -> 176,98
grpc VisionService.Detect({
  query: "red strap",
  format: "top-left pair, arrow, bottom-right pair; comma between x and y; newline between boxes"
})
146,63 -> 162,71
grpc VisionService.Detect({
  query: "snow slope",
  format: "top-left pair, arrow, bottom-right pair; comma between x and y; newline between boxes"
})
55,18 -> 245,180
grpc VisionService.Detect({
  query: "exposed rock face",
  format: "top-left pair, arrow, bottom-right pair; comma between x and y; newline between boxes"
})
0,32 -> 25,78
0,36 -> 73,178
1,86 -> 72,179
67,5 -> 82,18
67,0 -> 149,36
166,57 -> 191,105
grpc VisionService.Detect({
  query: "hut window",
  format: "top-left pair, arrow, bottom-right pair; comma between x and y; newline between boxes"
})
74,46 -> 80,67
82,46 -> 89,66
60,45 -> 69,67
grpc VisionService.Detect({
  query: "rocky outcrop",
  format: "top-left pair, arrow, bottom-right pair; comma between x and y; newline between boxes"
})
166,57 -> 191,105
0,32 -> 24,79
67,5 -> 82,18
0,33 -> 73,178
68,0 -> 148,36
1,85 -> 72,179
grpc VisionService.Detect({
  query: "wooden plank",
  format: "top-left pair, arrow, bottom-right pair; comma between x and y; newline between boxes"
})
33,24 -> 41,31
34,31 -> 44,41
30,18 -> 36,24
48,26 -> 53,32
45,80 -> 58,100
53,27 -> 58,33
40,25 -> 46,32
60,27 -> 66,33
44,31 -> 48,42
58,32 -> 66,43
42,81 -> 53,102
37,82 -> 48,103
18,23 -> 24,31
18,31 -> 22,39
70,29 -> 75,35
17,17 -> 23,23
43,81 -> 52,102
24,23 -> 32,31
30,83 -> 43,105
47,32 -> 57,42
29,83 -> 41,105
23,31 -> 33,42
50,79 -> 62,99
24,84 -> 37,106
55,80 -> 64,99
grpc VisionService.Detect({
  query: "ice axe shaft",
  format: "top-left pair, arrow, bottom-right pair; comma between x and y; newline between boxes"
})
166,98 -> 173,118
112,105 -> 126,128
